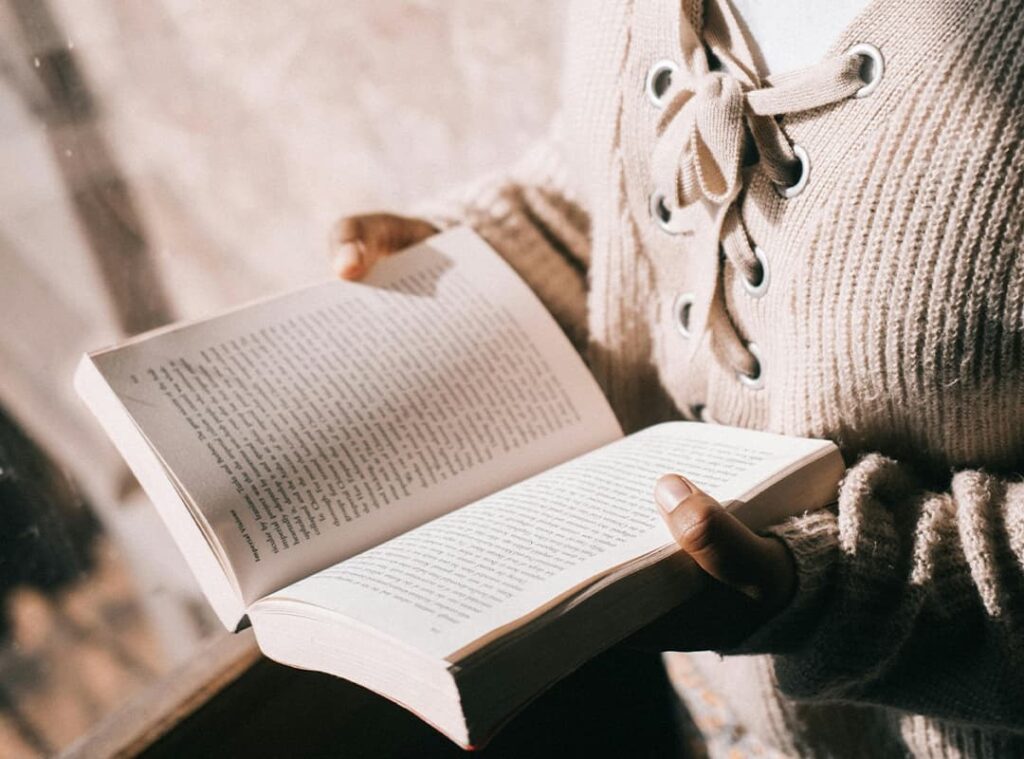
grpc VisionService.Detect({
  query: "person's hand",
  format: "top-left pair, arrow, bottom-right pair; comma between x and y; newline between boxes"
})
329,213 -> 438,280
628,474 -> 798,651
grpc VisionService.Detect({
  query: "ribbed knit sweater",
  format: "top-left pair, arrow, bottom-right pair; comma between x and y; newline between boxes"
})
418,0 -> 1024,755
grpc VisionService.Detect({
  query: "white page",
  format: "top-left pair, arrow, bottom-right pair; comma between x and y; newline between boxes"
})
267,421 -> 833,659
88,228 -> 621,603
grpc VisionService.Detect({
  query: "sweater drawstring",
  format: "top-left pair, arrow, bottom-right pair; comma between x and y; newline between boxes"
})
651,51 -> 867,381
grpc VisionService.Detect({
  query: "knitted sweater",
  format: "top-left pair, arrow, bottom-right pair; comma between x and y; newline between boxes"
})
419,0 -> 1024,755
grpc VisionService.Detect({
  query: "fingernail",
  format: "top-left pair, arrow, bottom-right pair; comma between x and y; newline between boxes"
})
655,475 -> 693,514
332,242 -> 363,279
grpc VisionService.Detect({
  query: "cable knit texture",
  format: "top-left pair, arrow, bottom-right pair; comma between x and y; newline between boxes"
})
417,0 -> 1024,755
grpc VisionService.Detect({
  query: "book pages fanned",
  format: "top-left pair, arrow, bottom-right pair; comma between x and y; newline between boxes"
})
79,228 -> 621,609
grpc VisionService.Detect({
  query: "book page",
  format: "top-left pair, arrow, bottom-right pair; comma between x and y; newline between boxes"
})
266,421 -> 835,659
88,228 -> 622,604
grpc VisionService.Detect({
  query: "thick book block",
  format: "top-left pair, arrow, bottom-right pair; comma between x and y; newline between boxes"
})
76,227 -> 843,747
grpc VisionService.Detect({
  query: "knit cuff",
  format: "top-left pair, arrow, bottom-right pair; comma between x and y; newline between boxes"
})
723,508 -> 839,656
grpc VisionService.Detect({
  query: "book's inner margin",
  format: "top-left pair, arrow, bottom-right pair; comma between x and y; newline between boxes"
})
147,434 -> 240,590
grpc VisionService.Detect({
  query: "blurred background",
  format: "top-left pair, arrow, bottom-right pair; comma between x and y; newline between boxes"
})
0,1 -> 562,754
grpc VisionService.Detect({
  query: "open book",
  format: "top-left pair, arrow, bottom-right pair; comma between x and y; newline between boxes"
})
76,228 -> 844,749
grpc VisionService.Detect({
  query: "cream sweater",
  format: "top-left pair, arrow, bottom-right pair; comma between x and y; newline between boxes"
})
419,0 -> 1024,755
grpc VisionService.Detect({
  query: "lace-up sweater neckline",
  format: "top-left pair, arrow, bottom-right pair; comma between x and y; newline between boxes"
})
646,5 -> 872,384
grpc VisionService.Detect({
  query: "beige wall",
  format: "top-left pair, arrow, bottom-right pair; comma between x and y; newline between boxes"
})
56,0 -> 564,310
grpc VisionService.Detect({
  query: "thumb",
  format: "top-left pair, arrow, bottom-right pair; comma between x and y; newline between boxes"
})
654,474 -> 795,609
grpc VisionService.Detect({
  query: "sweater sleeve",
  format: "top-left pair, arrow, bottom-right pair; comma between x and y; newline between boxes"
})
412,117 -> 591,350
729,453 -> 1024,732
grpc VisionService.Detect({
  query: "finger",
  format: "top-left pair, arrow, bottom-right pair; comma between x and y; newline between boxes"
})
653,474 -> 794,608
330,215 -> 369,279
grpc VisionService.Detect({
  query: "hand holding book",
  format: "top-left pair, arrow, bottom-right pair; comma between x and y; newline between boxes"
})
628,474 -> 798,652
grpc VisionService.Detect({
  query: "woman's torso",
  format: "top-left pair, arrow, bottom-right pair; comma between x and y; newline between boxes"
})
561,0 -> 1024,474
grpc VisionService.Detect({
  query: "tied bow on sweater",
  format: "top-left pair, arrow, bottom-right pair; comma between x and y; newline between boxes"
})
649,52 -> 868,378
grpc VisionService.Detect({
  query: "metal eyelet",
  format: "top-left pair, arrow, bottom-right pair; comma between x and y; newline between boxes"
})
705,47 -> 723,72
742,246 -> 770,298
649,191 -> 684,235
645,59 -> 679,108
847,43 -> 884,99
689,404 -> 716,423
737,342 -> 765,390
774,144 -> 810,199
672,292 -> 695,338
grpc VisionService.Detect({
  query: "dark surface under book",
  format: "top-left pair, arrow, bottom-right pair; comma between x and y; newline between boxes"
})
141,649 -> 685,759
